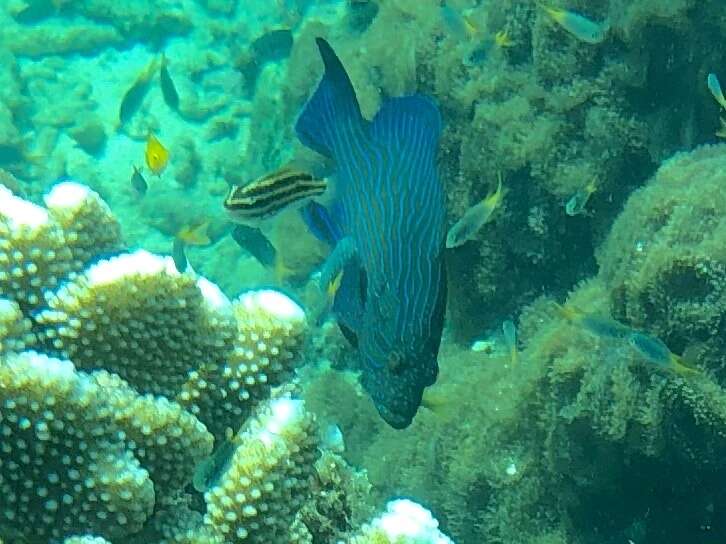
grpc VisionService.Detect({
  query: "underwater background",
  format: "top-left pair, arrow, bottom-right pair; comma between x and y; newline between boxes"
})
2,0 -> 726,543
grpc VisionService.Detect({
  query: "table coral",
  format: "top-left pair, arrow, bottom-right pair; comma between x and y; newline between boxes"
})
177,289 -> 309,441
43,181 -> 123,267
0,184 -> 77,312
35,249 -> 236,398
63,536 -> 113,544
0,351 -> 156,542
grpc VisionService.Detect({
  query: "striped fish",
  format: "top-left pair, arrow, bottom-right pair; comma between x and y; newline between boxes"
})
296,38 -> 447,429
223,168 -> 327,224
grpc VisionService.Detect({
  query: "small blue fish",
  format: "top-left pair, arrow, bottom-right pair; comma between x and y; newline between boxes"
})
171,237 -> 188,273
627,331 -> 699,376
707,73 -> 726,110
160,54 -> 180,111
192,438 -> 238,492
296,38 -> 447,428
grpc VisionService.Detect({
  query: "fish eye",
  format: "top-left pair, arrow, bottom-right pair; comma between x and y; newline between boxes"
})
387,351 -> 404,374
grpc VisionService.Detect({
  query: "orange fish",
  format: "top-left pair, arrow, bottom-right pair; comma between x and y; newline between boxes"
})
145,134 -> 169,175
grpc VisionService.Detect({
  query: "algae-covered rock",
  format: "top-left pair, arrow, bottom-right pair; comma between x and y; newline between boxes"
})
598,144 -> 726,376
68,113 -> 107,156
6,19 -> 122,57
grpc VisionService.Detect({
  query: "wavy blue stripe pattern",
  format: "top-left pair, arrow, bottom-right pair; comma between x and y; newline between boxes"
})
295,38 -> 447,429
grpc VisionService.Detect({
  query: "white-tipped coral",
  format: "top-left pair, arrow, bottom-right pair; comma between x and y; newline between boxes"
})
346,499 -> 455,544
0,298 -> 33,354
0,351 -> 155,542
91,370 -> 214,498
43,181 -> 124,267
203,397 -> 320,543
35,249 -> 236,397
177,289 -> 308,441
63,536 -> 113,544
0,184 -> 76,311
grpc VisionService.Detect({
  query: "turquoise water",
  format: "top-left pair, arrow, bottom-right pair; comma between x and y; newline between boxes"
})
2,1 -> 726,543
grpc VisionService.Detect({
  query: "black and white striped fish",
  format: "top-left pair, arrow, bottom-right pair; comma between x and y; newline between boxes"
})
223,168 -> 327,224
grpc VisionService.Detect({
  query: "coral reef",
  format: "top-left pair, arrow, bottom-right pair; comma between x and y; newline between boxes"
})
177,289 -> 308,442
346,499 -> 454,544
202,397 -> 319,543
0,179 -> 451,543
301,142 -> 726,544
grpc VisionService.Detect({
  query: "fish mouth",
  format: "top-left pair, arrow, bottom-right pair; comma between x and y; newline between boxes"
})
362,364 -> 424,429
375,403 -> 415,429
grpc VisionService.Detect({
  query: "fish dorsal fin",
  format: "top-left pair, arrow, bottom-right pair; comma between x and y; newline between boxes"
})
295,38 -> 367,159
370,95 -> 442,160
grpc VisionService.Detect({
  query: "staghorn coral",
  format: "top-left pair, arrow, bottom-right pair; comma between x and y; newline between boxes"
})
35,249 -> 236,398
202,397 -> 320,543
177,289 -> 308,442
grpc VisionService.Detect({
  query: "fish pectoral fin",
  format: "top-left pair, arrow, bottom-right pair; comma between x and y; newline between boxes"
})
301,200 -> 343,246
319,236 -> 357,293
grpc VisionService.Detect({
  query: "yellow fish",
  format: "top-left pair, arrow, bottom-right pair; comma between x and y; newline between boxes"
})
177,221 -> 211,246
565,179 -> 597,216
502,319 -> 518,365
327,269 -> 344,302
446,174 -> 505,248
707,73 -> 726,110
495,29 -> 514,48
145,134 -> 169,175
537,2 -> 608,44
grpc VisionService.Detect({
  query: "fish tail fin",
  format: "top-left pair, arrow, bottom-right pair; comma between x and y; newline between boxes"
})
295,38 -> 366,158
671,353 -> 701,377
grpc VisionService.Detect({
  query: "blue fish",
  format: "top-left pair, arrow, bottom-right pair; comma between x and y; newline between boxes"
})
296,38 -> 447,428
